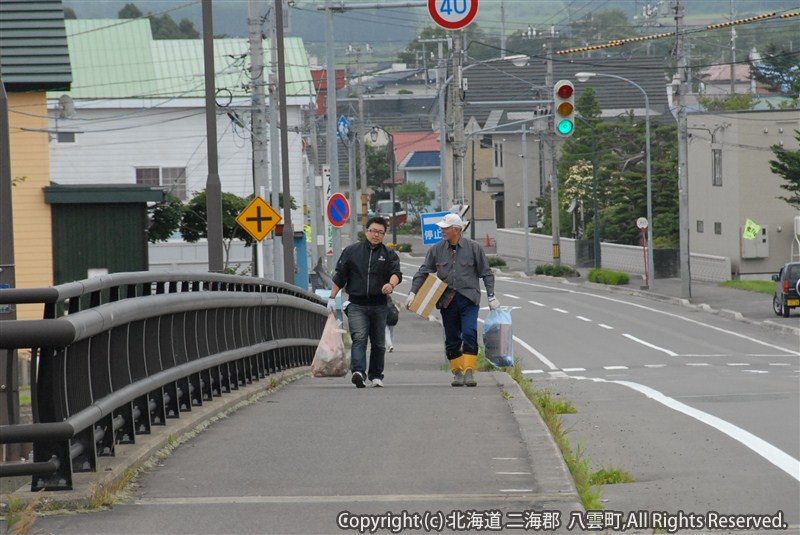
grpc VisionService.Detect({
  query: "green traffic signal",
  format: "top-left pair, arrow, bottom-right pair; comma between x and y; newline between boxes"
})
557,119 -> 574,135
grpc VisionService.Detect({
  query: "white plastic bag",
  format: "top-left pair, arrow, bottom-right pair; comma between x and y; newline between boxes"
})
311,313 -> 349,377
483,307 -> 514,368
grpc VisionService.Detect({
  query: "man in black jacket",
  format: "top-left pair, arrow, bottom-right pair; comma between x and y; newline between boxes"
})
328,217 -> 402,388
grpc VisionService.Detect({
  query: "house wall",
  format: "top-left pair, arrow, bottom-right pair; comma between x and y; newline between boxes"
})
465,139 -> 494,222
687,110 -> 800,276
494,132 -> 553,229
9,93 -> 54,320
49,103 -> 307,224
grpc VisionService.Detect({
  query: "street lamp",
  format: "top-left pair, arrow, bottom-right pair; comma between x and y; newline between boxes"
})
370,126 -> 397,245
575,72 -> 654,289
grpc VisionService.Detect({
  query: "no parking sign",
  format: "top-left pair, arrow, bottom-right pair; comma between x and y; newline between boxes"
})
327,193 -> 350,228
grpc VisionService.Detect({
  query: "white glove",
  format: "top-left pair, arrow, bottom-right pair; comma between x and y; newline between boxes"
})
405,292 -> 416,310
488,295 -> 500,310
326,298 -> 336,313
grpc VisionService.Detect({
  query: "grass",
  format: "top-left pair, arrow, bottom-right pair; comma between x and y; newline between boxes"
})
2,494 -> 42,535
719,279 -> 774,295
19,386 -> 30,407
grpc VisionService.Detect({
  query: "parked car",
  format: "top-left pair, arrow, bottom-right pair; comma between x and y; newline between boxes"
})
374,200 -> 407,227
772,262 -> 800,317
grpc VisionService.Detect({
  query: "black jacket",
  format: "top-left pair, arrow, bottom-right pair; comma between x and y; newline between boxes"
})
332,240 -> 402,306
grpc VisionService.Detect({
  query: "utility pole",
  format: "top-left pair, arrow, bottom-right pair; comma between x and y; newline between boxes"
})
248,0 -> 272,279
675,0 -> 691,298
500,0 -> 507,58
269,7 -> 283,278
307,106 -> 321,270
451,29 -> 466,205
275,0 -> 295,283
545,38 -> 561,267
202,0 -> 224,273
358,75 -> 367,227
730,0 -> 736,95
324,0 -> 341,268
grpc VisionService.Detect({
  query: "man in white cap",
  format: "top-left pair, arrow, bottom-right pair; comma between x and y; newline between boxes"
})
405,213 -> 500,386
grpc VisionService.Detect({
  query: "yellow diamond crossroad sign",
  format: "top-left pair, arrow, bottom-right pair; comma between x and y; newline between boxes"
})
236,196 -> 282,242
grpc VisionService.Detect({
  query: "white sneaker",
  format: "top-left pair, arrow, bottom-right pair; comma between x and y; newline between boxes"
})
372,378 -> 384,387
388,345 -> 394,352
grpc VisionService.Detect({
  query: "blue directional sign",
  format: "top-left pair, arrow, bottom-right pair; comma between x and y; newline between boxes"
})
420,211 -> 450,245
336,115 -> 349,142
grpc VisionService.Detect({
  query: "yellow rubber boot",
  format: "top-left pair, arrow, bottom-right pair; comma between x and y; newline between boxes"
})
449,356 -> 465,387
463,353 -> 478,387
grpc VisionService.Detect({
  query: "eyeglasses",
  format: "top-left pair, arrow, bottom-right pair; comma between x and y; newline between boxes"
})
366,228 -> 386,235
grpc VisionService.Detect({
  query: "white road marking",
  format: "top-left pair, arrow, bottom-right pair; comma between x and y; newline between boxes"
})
553,308 -> 569,314
686,363 -> 711,367
478,317 -> 558,370
743,370 -> 769,374
562,367 -> 586,372
500,489 -> 534,493
528,300 -> 546,307
644,364 -> 667,368
682,354 -> 728,357
622,334 -> 679,356
496,472 -> 531,475
522,369 -> 545,374
604,366 -> 628,370
500,278 -> 800,356
549,371 -> 568,378
492,457 -> 519,460
598,324 -> 614,329
502,293 -> 520,299
576,316 -> 592,322
770,363 -> 792,366
727,363 -> 750,367
572,375 -> 800,483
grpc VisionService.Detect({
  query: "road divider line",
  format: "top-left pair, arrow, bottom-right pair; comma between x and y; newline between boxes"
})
528,300 -> 545,307
622,333 -> 678,357
571,375 -> 800,483
598,324 -> 614,329
576,316 -> 592,322
553,308 -> 569,314
502,293 -> 521,299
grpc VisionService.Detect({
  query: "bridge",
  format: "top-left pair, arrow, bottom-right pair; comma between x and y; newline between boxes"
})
0,272 -> 326,492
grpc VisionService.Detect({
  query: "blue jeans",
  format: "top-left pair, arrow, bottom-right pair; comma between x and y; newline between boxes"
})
440,292 -> 479,358
346,303 -> 387,381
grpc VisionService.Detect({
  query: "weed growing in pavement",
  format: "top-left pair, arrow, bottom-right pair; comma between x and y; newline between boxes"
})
590,468 -> 634,485
2,493 -> 42,535
719,279 -> 774,295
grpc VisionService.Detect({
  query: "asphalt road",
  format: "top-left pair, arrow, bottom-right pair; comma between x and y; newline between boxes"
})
395,258 -> 800,528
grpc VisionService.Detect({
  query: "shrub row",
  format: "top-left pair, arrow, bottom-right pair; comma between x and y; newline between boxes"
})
587,268 -> 629,285
535,264 -> 580,277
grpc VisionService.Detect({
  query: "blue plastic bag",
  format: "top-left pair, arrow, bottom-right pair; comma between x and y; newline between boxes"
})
483,307 -> 514,368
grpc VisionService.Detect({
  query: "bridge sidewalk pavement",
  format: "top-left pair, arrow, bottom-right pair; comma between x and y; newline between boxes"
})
20,309 -> 583,535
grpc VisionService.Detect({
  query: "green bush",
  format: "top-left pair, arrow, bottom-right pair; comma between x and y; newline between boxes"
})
396,243 -> 412,252
534,264 -> 580,277
487,256 -> 507,268
588,268 -> 630,285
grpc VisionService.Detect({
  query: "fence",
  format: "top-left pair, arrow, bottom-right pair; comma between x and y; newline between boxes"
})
496,229 -> 731,282
0,272 -> 326,491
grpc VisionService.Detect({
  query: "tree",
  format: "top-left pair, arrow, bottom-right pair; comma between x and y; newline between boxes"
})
751,43 -> 800,98
64,7 -> 77,19
180,191 -> 254,270
396,181 -> 430,225
770,130 -> 800,209
697,94 -> 756,112
398,23 -> 497,66
147,194 -> 183,243
361,143 -> 391,192
118,3 -> 200,39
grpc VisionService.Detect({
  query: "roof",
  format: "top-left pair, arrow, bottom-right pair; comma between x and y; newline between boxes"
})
55,19 -> 312,99
462,56 -> 670,127
44,183 -> 165,204
701,64 -> 751,83
0,0 -> 71,91
392,131 -> 439,167
401,151 -> 440,170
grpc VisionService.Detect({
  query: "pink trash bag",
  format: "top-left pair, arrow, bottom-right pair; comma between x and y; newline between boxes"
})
311,312 -> 349,377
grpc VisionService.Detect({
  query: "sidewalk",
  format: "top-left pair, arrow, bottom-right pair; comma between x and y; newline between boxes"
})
20,310 -> 583,534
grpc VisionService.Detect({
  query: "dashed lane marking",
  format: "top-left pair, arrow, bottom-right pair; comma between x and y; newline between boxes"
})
576,316 -> 592,322
622,333 -> 678,357
598,324 -> 614,329
528,300 -> 545,307
553,308 -> 569,314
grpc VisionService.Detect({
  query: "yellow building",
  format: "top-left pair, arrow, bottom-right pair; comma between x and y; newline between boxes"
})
1,1 -> 71,320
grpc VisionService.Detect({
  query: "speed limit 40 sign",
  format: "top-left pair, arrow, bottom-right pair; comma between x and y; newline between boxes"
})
428,0 -> 479,30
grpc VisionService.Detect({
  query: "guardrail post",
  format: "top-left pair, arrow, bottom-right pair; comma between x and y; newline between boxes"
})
71,425 -> 98,473
149,387 -> 167,425
133,393 -> 152,435
32,440 -> 72,491
114,402 -> 135,444
163,381 -> 179,418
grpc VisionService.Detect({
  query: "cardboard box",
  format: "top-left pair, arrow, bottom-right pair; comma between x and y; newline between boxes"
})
410,274 -> 448,318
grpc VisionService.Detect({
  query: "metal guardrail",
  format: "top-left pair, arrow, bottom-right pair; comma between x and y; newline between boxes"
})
0,272 -> 326,491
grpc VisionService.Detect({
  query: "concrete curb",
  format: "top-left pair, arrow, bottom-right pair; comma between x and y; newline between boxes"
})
492,372 -> 585,511
6,367 -> 310,510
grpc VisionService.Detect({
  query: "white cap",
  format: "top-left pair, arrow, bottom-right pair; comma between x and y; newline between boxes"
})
436,213 -> 464,229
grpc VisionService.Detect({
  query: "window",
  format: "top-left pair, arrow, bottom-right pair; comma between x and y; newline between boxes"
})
56,132 -> 76,143
714,222 -> 722,235
135,167 -> 160,186
712,148 -> 722,186
136,167 -> 187,200
162,167 -> 187,200
697,220 -> 704,233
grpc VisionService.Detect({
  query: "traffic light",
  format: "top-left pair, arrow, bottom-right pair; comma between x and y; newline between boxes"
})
553,80 -> 575,137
